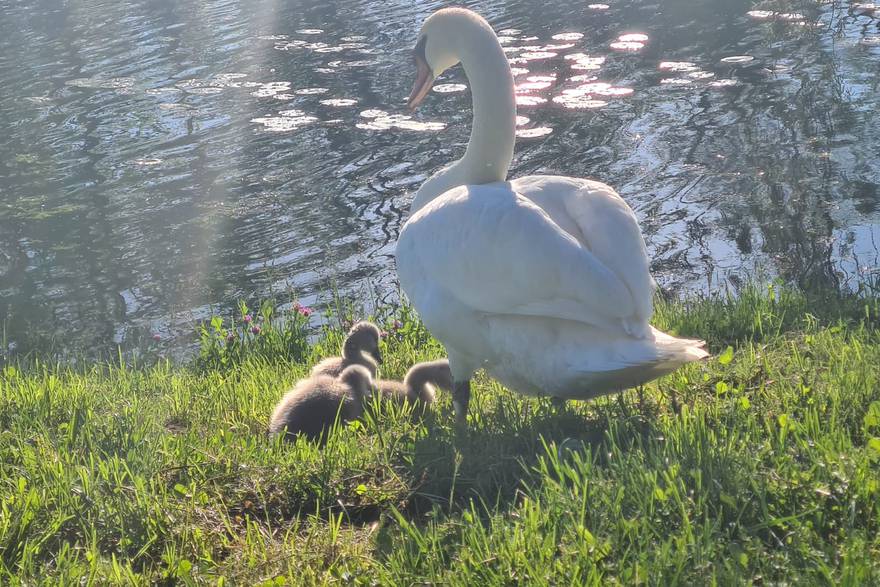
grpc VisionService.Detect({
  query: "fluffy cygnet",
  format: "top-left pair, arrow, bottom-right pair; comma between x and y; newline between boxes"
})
375,359 -> 452,405
268,364 -> 373,443
310,321 -> 382,378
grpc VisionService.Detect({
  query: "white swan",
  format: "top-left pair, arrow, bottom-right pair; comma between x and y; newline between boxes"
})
395,8 -> 708,423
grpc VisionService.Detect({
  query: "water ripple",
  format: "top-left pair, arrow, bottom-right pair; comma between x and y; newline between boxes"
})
1,0 -> 878,357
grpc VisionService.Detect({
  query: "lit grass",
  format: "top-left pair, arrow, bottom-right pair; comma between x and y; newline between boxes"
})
1,286 -> 879,584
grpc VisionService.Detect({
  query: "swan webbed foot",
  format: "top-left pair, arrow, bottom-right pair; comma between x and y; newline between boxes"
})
452,379 -> 471,427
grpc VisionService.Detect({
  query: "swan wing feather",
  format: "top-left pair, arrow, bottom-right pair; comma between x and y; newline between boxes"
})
512,175 -> 655,334
398,183 -> 636,331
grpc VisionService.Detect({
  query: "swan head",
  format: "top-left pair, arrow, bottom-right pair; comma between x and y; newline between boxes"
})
407,8 -> 495,110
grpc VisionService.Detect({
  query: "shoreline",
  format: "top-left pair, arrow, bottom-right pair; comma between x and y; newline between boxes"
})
2,285 -> 878,582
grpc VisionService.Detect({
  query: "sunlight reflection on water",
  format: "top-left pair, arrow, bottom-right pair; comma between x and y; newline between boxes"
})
1,0 -> 879,358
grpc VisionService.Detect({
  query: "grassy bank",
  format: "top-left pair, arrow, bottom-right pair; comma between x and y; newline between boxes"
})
1,286 -> 879,584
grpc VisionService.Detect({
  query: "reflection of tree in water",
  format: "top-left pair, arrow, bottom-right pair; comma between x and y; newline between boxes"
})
704,1 -> 880,291
580,0 -> 880,292
1,0 -> 879,358
1,0 -> 167,357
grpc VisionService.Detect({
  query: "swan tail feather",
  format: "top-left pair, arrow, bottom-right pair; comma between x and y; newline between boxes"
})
650,326 -> 710,363
562,337 -> 708,399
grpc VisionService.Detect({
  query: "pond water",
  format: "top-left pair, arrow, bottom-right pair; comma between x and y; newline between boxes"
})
1,0 -> 879,359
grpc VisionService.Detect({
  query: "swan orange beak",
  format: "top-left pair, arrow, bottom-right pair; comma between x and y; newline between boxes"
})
407,55 -> 433,111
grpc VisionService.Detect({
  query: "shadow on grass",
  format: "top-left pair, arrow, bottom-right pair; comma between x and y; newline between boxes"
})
402,388 -> 666,517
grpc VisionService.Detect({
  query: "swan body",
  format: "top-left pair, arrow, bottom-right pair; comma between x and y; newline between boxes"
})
397,180 -> 705,400
396,8 -> 708,413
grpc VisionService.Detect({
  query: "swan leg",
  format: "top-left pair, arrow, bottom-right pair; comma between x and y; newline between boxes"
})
667,386 -> 681,415
452,379 -> 471,426
617,392 -> 630,417
550,396 -> 566,411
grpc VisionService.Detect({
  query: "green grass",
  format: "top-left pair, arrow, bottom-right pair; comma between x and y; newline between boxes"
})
1,285 -> 879,584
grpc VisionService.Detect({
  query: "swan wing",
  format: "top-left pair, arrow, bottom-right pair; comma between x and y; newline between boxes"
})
397,183 -> 637,332
512,175 -> 655,335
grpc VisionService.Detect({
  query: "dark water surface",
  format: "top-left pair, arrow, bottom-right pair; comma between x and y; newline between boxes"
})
1,0 -> 879,358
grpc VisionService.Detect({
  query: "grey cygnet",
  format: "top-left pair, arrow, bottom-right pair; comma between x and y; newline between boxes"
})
268,364 -> 373,443
310,321 -> 382,378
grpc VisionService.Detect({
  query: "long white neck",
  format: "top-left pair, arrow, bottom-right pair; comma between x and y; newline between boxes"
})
410,25 -> 516,214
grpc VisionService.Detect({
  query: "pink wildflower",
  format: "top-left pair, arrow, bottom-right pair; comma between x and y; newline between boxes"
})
152,334 -> 161,342
251,325 -> 262,335
243,314 -> 253,323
